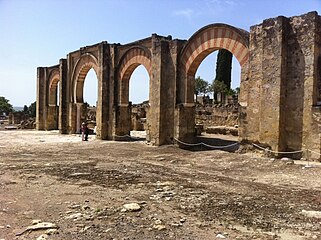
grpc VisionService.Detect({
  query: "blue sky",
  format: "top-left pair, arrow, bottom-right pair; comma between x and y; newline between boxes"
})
1,0 -> 320,106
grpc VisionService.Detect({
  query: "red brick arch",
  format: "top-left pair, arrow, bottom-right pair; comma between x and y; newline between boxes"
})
182,23 -> 249,76
71,53 -> 99,103
118,47 -> 151,104
48,69 -> 60,106
179,23 -> 249,103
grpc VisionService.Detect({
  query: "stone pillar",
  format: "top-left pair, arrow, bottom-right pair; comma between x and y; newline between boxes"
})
36,67 -> 47,130
8,112 -> 13,124
174,72 -> 196,144
112,43 -> 131,139
115,104 -> 131,138
68,103 -> 77,133
59,58 -> 68,134
46,105 -> 58,130
76,103 -> 83,134
149,35 -> 176,145
96,42 -> 111,140
175,103 -> 195,143
246,16 -> 289,153
299,12 -> 321,159
259,16 -> 289,152
243,25 -> 264,142
238,61 -> 249,142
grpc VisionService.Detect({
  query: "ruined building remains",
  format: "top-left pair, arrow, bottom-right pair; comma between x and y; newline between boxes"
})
37,12 -> 321,159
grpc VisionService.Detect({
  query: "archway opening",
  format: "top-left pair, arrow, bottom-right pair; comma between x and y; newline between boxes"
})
82,68 -> 98,135
129,65 -> 150,139
48,77 -> 60,130
56,81 -> 60,107
193,48 -> 241,149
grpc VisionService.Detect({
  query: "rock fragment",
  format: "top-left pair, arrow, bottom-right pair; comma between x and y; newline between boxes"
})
16,222 -> 58,236
122,203 -> 141,212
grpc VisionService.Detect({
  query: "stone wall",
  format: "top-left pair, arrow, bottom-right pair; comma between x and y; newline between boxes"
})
36,11 -> 321,158
245,11 -> 321,159
131,102 -> 148,131
195,104 -> 238,129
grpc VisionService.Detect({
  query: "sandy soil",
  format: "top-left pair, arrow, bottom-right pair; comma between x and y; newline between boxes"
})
0,129 -> 321,240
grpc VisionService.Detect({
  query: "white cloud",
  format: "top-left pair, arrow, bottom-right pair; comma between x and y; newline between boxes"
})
207,0 -> 239,6
225,0 -> 237,6
172,8 -> 194,19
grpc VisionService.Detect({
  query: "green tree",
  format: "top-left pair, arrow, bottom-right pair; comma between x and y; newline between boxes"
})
195,76 -> 209,98
23,105 -> 28,113
235,87 -> 240,96
212,80 -> 227,94
28,101 -> 36,117
214,49 -> 233,89
0,96 -> 13,115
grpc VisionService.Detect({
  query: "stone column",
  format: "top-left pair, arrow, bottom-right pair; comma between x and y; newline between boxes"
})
113,43 -> 131,139
59,58 -> 68,134
243,25 -> 264,142
115,103 -> 131,138
149,35 -> 176,145
299,12 -> 321,159
76,103 -> 83,134
46,105 -> 58,130
36,67 -> 47,130
96,42 -> 111,140
175,103 -> 195,143
68,103 -> 77,133
174,71 -> 196,144
259,16 -> 289,152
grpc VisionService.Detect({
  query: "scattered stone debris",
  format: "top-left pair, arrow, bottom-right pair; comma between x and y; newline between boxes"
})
36,234 -> 48,240
152,219 -> 166,231
18,118 -> 36,129
16,221 -> 58,236
2,130 -> 321,239
216,233 -> 226,238
32,219 -> 42,225
65,212 -> 83,220
121,203 -> 141,212
301,210 -> 321,219
4,125 -> 17,130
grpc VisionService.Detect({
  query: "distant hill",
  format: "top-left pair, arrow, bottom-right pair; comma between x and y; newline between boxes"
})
13,106 -> 24,112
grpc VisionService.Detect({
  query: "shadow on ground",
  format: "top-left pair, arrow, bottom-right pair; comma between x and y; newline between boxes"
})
177,135 -> 239,152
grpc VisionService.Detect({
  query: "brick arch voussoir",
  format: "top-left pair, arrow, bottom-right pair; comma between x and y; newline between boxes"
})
48,69 -> 60,90
48,69 -> 60,106
182,23 -> 249,76
117,47 -> 151,105
72,54 -> 99,103
118,47 -> 151,82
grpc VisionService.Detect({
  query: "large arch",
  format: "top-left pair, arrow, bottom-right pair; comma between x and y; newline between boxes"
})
48,69 -> 60,106
69,53 -> 100,134
71,53 -> 99,104
115,46 -> 152,137
118,47 -> 152,104
176,23 -> 249,142
180,23 -> 249,104
46,68 -> 60,130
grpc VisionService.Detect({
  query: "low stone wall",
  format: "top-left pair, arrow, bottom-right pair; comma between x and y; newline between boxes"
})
206,126 -> 238,136
131,102 -> 148,131
8,112 -> 30,125
195,103 -> 239,130
130,102 -> 239,136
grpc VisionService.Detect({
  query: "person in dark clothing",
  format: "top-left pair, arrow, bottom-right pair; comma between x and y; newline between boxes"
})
84,123 -> 89,141
81,122 -> 89,141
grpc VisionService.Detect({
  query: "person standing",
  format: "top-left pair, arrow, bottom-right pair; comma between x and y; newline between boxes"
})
84,122 -> 89,141
81,122 -> 86,141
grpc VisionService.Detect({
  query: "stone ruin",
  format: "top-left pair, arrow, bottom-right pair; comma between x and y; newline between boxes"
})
131,101 -> 149,131
36,11 -> 321,159
8,112 -> 36,129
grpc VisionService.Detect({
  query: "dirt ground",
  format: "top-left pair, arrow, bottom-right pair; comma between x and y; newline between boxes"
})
0,129 -> 321,240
